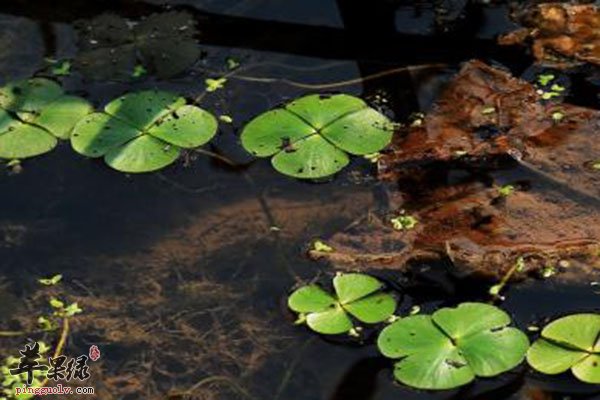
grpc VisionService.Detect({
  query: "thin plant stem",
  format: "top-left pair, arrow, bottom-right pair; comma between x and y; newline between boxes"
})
39,317 -> 70,388
274,337 -> 315,400
204,63 -> 447,90
182,375 -> 257,400
0,330 -> 26,337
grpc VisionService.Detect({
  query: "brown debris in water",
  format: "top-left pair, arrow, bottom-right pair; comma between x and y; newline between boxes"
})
311,60 -> 600,280
378,60 -> 539,176
499,3 -> 600,67
0,188 -> 373,400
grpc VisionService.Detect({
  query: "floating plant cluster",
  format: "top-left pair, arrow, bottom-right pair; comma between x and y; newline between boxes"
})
288,273 -> 600,390
0,78 -> 393,176
1,48 -> 599,397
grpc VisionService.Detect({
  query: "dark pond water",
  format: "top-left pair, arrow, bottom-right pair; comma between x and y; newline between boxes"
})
0,1 -> 599,399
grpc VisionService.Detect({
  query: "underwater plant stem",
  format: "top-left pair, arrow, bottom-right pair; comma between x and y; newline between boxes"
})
210,63 -> 447,90
274,337 -> 315,400
0,330 -> 26,337
39,317 -> 70,389
242,172 -> 301,281
155,174 -> 224,194
489,258 -> 523,301
191,148 -> 238,167
182,375 -> 258,400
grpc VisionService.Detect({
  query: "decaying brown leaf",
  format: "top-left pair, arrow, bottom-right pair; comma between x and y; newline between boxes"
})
499,3 -> 600,67
311,60 -> 600,281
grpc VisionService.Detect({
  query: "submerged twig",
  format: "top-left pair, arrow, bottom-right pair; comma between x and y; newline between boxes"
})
180,375 -> 258,400
0,330 -> 26,337
191,148 -> 238,167
155,173 -> 224,194
242,172 -> 301,281
226,63 -> 447,90
274,337 -> 315,400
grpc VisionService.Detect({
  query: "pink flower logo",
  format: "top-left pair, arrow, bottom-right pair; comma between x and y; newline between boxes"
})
89,345 -> 101,362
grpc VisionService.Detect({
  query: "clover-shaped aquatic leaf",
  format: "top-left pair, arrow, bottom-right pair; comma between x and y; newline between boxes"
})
377,302 -> 529,390
241,94 -> 393,179
0,78 -> 92,159
287,273 -> 396,335
527,314 -> 600,384
71,90 -> 218,173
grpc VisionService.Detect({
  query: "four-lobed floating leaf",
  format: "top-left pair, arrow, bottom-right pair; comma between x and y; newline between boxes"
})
527,314 -> 600,384
288,273 -> 396,335
71,90 -> 217,173
377,302 -> 529,390
0,78 -> 92,159
241,94 -> 393,179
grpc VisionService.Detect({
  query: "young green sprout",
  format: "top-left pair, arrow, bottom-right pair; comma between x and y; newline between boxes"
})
312,240 -> 333,253
489,257 -> 525,300
537,73 -> 555,86
205,77 -> 227,92
498,184 -> 515,197
52,60 -> 71,77
132,64 -> 147,78
481,106 -> 496,115
551,110 -> 564,122
390,214 -> 418,231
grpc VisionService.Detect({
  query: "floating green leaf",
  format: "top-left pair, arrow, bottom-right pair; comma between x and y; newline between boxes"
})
205,77 -> 227,92
241,94 -> 393,179
390,214 -> 418,230
288,273 -> 396,335
132,64 -> 147,78
527,314 -> 600,384
71,90 -> 218,173
537,74 -> 555,86
377,302 -> 529,390
498,184 -> 515,197
51,60 -> 71,76
0,78 -> 92,159
38,274 -> 62,286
